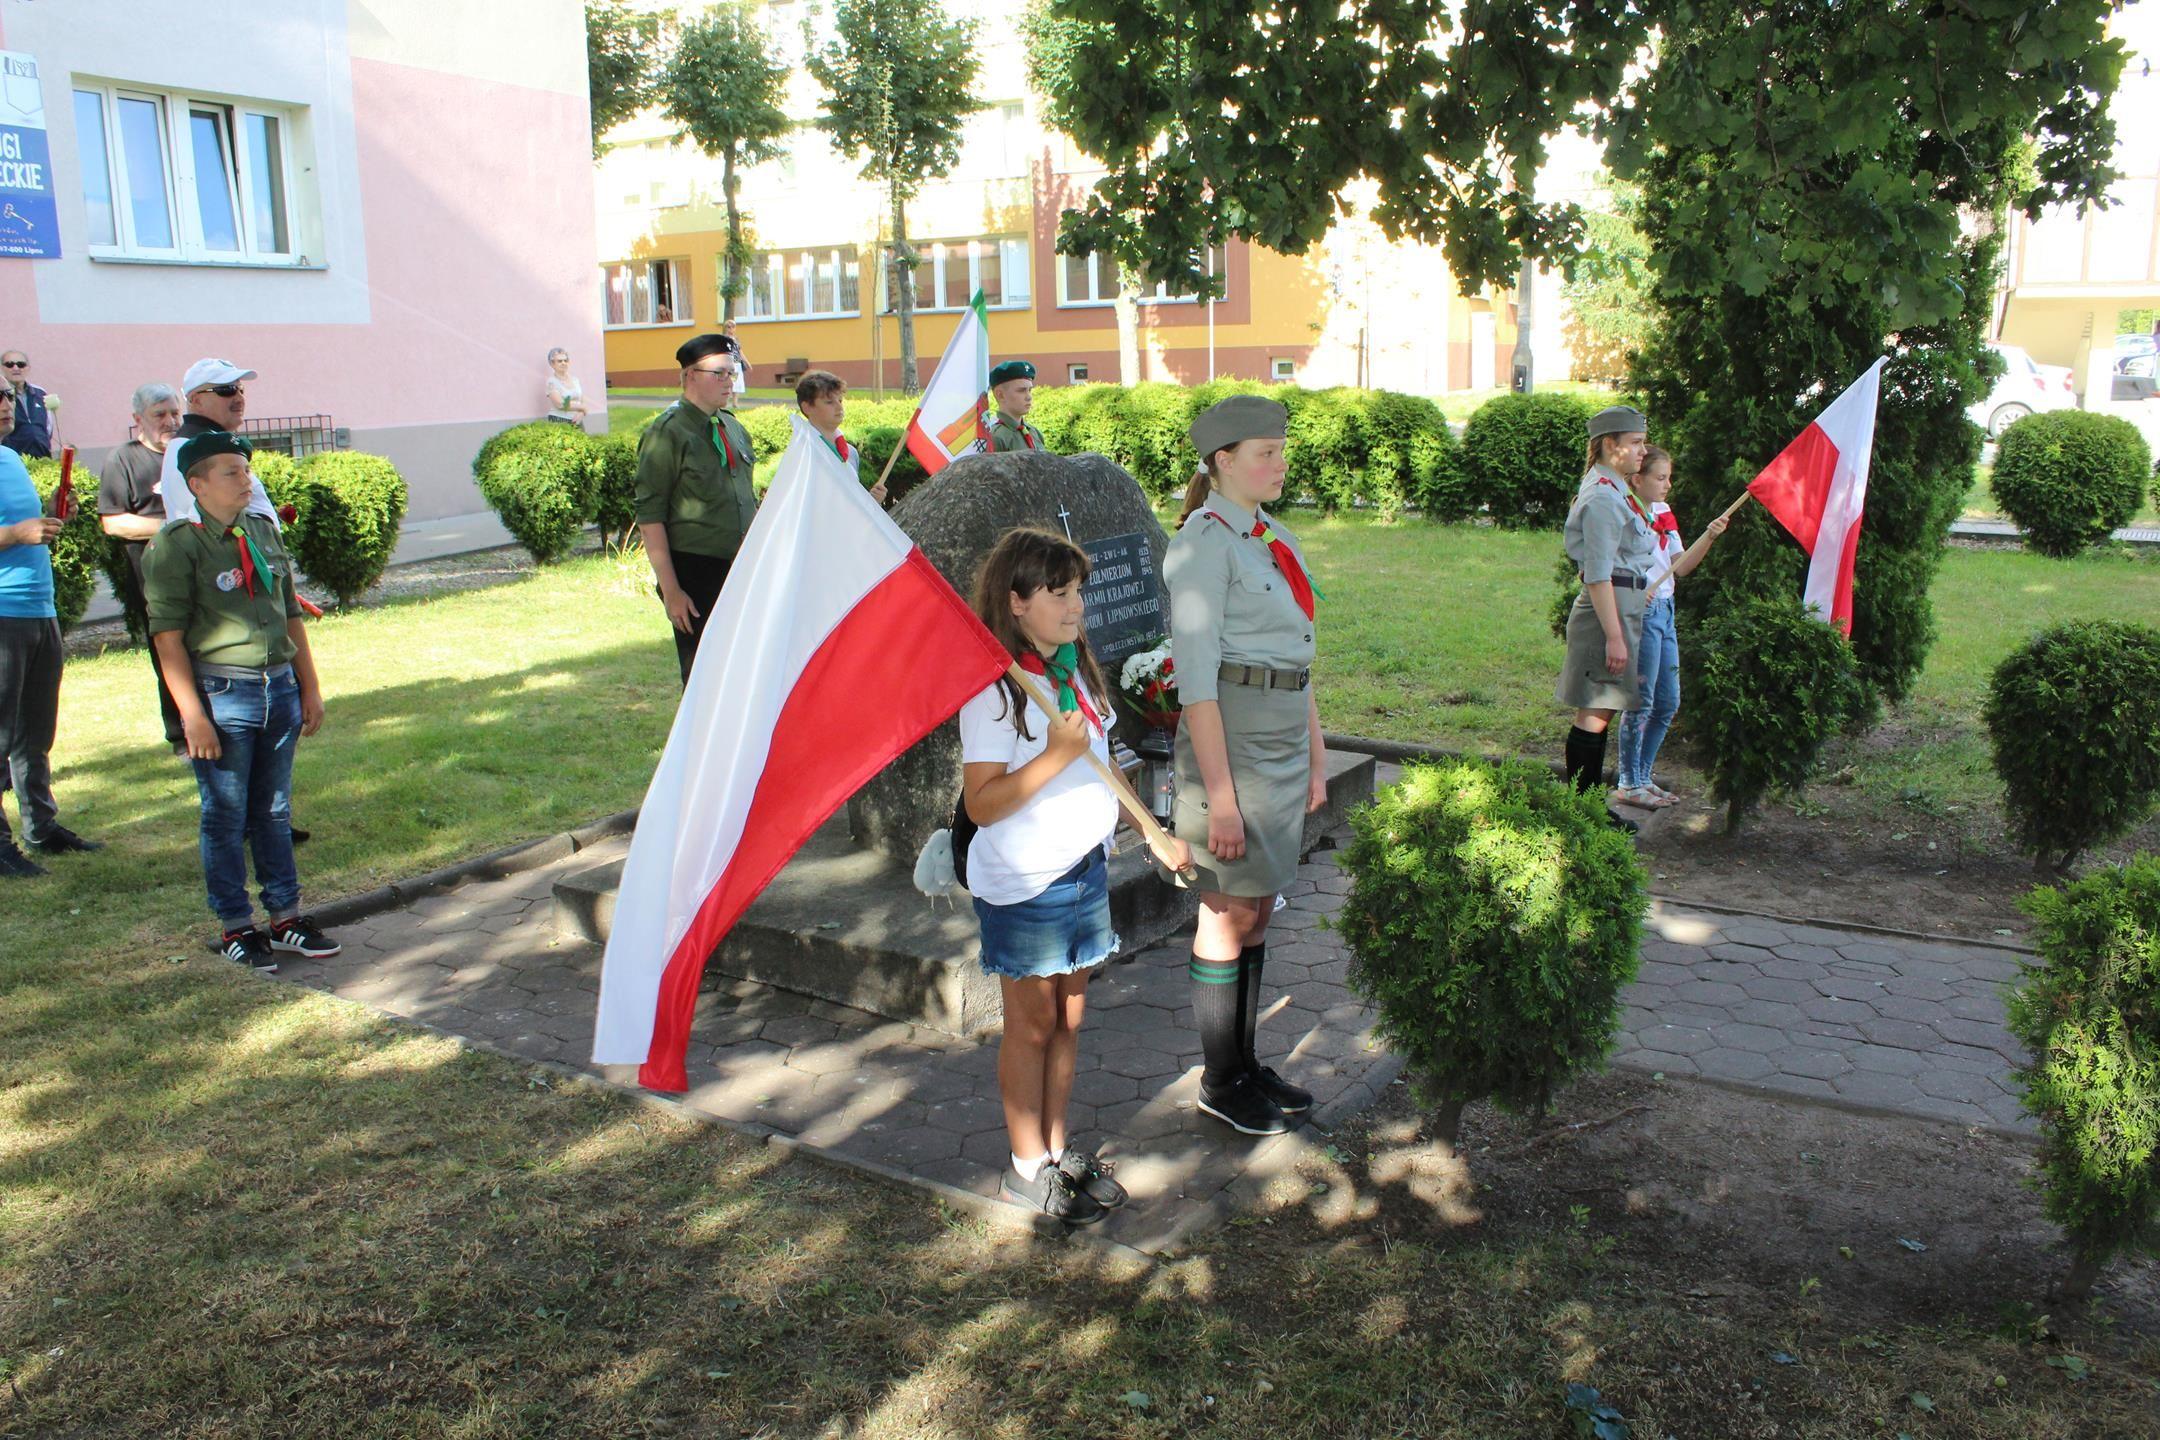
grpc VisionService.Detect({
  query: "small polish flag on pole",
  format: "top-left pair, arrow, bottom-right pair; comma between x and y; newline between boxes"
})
593,413 -> 1013,1093
1743,357 -> 1886,635
901,289 -> 991,477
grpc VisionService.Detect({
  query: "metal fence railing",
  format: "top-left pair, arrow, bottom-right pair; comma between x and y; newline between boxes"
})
239,415 -> 348,458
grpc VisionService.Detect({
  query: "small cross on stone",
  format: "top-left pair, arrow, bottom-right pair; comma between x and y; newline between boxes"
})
1056,503 -> 1073,540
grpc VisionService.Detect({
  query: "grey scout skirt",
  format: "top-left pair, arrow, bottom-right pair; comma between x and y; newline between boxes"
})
1172,674 -> 1311,897
1555,583 -> 1648,712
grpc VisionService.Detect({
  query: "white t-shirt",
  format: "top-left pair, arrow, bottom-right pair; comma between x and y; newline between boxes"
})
546,374 -> 584,421
1644,501 -> 1686,600
957,676 -> 1117,906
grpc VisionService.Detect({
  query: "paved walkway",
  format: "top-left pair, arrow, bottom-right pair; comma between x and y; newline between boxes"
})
1948,515 -> 2160,546
267,824 -> 2037,1249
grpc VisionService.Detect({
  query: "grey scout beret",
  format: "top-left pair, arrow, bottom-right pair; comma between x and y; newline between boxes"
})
1190,394 -> 1288,460
1587,404 -> 1649,440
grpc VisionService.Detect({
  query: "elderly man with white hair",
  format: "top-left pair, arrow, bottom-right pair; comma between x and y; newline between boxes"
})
100,381 -> 187,750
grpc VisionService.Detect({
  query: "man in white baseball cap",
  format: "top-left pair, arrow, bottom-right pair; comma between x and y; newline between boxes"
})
160,359 -> 278,525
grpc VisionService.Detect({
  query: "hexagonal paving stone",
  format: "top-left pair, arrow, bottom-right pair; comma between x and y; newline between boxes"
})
1768,1047 -> 1851,1081
1070,1068 -> 1143,1107
1635,1023 -> 1716,1055
784,1042 -> 866,1077
1625,1050 -> 1699,1076
759,1015 -> 842,1049
1855,1017 -> 1943,1051
925,1092 -> 1010,1138
1812,974 -> 1887,1002
1798,995 -> 1875,1027
1829,1069 -> 1924,1107
1931,1016 -> 2018,1054
1737,975 -> 1820,1005
1915,1067 -> 2009,1105
1846,1045 -> 1931,1077
1696,1046 -> 1778,1081
1708,1021 -> 1791,1053
1723,999 -> 1808,1031
1673,978 -> 1748,1008
1767,943 -> 1845,967
1097,1046 -> 1180,1081
1721,923 -> 1794,949
1705,943 -> 1771,968
1835,941 -> 1908,967
860,1125 -> 966,1167
1942,992 -> 2009,1024
1870,993 -> 1954,1025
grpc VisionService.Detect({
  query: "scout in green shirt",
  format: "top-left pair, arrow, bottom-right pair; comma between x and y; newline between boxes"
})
141,430 -> 337,970
636,332 -> 760,685
987,360 -> 1047,452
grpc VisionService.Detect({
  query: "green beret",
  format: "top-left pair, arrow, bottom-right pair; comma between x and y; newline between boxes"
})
1587,405 -> 1649,440
1190,394 -> 1287,460
989,360 -> 1035,388
177,430 -> 254,478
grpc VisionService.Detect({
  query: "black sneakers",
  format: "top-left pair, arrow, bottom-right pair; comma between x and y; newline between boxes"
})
221,927 -> 279,972
1056,1147 -> 1128,1210
0,844 -> 46,879
268,916 -> 341,958
1002,1162 -> 1106,1225
1251,1066 -> 1313,1116
1198,1074 -> 1291,1136
28,826 -> 102,854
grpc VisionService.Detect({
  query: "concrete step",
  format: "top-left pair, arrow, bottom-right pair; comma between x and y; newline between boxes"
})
552,747 -> 1376,1036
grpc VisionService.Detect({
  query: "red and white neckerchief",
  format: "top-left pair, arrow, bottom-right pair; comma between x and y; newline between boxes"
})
1650,505 -> 1680,553
1202,507 -> 1319,621
1001,416 -> 1037,450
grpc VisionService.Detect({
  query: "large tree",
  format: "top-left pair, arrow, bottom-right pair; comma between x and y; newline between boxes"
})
660,5 -> 792,321
809,0 -> 982,391
584,0 -> 660,152
1032,0 -> 2122,709
1559,191 -> 1652,386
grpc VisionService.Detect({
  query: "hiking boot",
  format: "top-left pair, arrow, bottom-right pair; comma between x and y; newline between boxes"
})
1250,1065 -> 1313,1115
221,926 -> 279,972
1198,1074 -> 1291,1136
1001,1162 -> 1106,1226
29,826 -> 102,854
0,844 -> 46,879
1056,1146 -> 1128,1209
268,915 -> 341,958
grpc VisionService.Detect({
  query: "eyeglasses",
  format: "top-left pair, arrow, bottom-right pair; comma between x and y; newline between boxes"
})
205,383 -> 245,397
0,360 -> 26,369
686,366 -> 733,378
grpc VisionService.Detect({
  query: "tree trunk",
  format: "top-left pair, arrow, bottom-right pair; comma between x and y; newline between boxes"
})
721,150 -> 741,323
2059,1247 -> 2106,1300
1432,1095 -> 1467,1147
1113,261 -> 1143,385
891,186 -> 919,394
1725,795 -> 1746,835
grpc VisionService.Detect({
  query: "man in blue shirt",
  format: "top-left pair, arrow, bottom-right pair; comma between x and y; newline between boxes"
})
1,351 -> 56,460
0,387 -> 100,877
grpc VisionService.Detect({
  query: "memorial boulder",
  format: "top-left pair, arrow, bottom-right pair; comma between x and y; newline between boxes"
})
847,449 -> 1170,860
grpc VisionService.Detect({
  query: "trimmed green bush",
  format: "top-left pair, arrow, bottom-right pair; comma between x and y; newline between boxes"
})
1358,389 -> 1458,521
1546,550 -> 1579,639
471,421 -> 594,499
1986,620 -> 2160,875
1458,391 -> 1596,529
1685,596 -> 1864,832
1121,382 -> 1196,499
279,452 -> 407,608
1989,410 -> 2150,557
478,448 -> 589,565
2006,853 -> 2160,1297
1279,387 -> 1366,510
1339,757 -> 1649,1141
21,457 -> 102,631
590,430 -> 641,548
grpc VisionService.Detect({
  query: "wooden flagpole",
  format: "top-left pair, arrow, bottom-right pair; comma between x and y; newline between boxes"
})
870,423 -> 912,493
1716,488 -> 1757,524
1004,663 -> 1198,882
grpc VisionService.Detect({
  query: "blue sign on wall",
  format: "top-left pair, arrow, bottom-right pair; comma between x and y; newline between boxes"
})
0,51 -> 59,260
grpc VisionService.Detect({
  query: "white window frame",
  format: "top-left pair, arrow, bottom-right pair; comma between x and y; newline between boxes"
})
887,236 -> 1030,314
600,257 -> 694,329
73,80 -> 303,266
733,246 -> 861,322
1271,357 -> 1296,381
1057,246 -> 1227,309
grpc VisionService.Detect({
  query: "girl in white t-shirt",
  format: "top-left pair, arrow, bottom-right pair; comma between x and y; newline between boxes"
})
1613,445 -> 1727,809
959,526 -> 1191,1224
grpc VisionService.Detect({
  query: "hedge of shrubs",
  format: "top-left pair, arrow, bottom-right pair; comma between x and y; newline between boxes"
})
23,457 -> 106,631
260,452 -> 408,609
1990,410 -> 2151,557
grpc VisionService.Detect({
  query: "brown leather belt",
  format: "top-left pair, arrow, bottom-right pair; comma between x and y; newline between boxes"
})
1219,662 -> 1311,692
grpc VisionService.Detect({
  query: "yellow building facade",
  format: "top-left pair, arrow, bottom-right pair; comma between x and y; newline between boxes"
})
593,0 -> 1522,395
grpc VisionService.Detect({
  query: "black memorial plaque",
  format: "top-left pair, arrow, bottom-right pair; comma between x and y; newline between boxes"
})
1080,530 -> 1165,666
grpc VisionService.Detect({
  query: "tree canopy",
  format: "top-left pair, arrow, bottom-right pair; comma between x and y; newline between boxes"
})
584,0 -> 661,151
661,5 -> 792,317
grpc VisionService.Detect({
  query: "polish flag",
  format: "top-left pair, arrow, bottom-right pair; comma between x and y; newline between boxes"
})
1746,357 -> 1886,635
903,289 -> 991,475
592,413 -> 1011,1092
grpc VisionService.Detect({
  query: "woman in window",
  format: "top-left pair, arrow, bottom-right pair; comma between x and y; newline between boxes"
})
544,349 -> 586,428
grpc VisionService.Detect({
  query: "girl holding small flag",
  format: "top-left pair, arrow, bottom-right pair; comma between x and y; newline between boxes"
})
1166,395 -> 1327,1139
1612,445 -> 1726,810
960,527 -> 1190,1224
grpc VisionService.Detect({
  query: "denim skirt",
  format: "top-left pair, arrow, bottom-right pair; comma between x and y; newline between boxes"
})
972,849 -> 1118,981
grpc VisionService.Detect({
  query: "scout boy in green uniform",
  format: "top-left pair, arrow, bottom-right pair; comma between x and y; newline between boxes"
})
987,360 -> 1047,452
142,431 -> 338,972
636,333 -> 759,685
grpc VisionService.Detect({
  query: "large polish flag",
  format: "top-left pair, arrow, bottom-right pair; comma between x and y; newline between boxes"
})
1746,357 -> 1886,636
902,289 -> 992,475
593,413 -> 1012,1092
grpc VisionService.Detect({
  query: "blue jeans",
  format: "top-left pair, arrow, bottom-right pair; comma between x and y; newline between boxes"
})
190,666 -> 302,929
1615,597 -> 1680,790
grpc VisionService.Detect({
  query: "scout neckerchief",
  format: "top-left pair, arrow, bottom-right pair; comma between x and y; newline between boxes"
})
1001,415 -> 1037,450
198,517 -> 277,599
1018,644 -> 1103,734
820,429 -> 853,465
709,411 -> 739,469
1203,507 -> 1321,621
1650,506 -> 1679,553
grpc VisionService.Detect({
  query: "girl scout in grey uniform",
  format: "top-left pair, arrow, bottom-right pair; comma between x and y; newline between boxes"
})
1556,405 -> 1658,831
1165,395 -> 1328,1138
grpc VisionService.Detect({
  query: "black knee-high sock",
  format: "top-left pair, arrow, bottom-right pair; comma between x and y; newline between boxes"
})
1564,725 -> 1608,794
1237,941 -> 1267,1072
1192,947 -> 1244,1088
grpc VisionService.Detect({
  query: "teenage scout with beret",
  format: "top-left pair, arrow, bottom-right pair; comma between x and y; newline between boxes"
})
1163,394 -> 1327,1141
1556,404 -> 1659,833
635,333 -> 759,686
987,361 -> 1047,453
141,431 -> 340,971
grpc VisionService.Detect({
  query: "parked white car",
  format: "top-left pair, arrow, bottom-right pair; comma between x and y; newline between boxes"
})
2115,334 -> 2156,377
1969,342 -> 2076,438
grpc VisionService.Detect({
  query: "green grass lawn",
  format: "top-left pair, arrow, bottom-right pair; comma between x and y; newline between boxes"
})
6,535 -> 2156,1435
